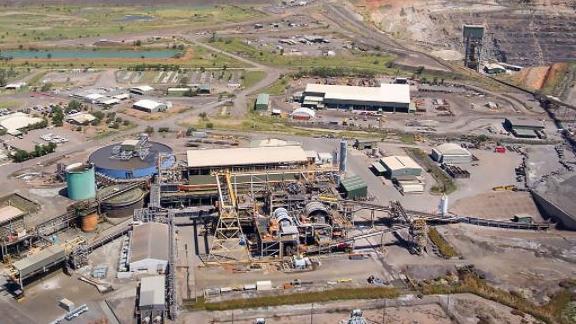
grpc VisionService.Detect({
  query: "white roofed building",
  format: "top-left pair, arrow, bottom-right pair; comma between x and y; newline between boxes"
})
380,155 -> 423,178
431,143 -> 472,164
130,85 -> 154,95
133,99 -> 168,113
291,107 -> 316,120
84,93 -> 106,104
4,82 -> 27,90
129,223 -> 169,273
0,112 -> 44,136
302,83 -> 412,112
186,145 -> 309,175
66,112 -> 96,125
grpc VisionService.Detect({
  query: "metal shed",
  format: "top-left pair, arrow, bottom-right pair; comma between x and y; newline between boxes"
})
340,176 -> 368,199
12,245 -> 66,281
255,93 -> 270,111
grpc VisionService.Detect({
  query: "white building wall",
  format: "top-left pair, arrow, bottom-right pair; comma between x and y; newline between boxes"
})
129,258 -> 168,274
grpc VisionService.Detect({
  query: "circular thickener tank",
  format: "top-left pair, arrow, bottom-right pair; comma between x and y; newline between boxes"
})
99,185 -> 145,219
66,163 -> 97,201
88,141 -> 175,179
80,212 -> 99,232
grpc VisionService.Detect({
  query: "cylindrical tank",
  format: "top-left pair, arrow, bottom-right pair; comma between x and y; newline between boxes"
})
80,212 -> 98,232
339,140 -> 347,173
99,185 -> 145,220
440,194 -> 449,217
66,163 -> 96,201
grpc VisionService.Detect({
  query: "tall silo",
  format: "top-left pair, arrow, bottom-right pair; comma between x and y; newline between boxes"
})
339,140 -> 347,174
66,163 -> 97,201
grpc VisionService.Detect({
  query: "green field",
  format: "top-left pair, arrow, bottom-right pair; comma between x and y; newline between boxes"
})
241,70 -> 266,89
0,5 -> 264,45
210,38 -> 398,73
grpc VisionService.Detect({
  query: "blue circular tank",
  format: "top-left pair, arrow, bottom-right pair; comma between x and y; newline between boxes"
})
88,141 -> 175,179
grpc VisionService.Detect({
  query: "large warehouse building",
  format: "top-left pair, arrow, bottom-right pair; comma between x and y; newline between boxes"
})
301,83 -> 412,112
129,223 -> 169,273
186,145 -> 309,175
380,156 -> 423,178
431,143 -> 472,164
504,117 -> 544,138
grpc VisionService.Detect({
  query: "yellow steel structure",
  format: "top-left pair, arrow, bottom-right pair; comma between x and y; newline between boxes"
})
207,170 -> 248,264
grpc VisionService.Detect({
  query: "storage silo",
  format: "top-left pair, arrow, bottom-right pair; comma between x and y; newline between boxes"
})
66,163 -> 97,201
339,140 -> 347,174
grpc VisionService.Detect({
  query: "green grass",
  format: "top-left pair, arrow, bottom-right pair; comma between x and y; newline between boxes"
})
0,99 -> 22,109
0,5 -> 264,45
183,287 -> 399,311
242,70 -> 266,89
262,76 -> 289,95
210,38 -> 397,73
404,147 -> 456,194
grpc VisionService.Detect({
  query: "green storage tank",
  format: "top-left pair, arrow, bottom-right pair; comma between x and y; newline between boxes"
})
66,163 -> 96,201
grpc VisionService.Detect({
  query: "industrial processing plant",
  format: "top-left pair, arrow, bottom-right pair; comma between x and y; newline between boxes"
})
2,1 -> 576,323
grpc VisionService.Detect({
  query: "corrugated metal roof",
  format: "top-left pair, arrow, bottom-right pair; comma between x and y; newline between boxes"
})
341,175 -> 367,191
186,146 -> 308,168
133,99 -> 165,111
256,93 -> 270,105
139,275 -> 166,307
0,205 -> 25,223
304,83 -> 410,105
131,223 -> 169,263
505,117 -> 544,129
380,156 -> 422,171
13,245 -> 65,277
372,161 -> 386,173
433,143 -> 471,156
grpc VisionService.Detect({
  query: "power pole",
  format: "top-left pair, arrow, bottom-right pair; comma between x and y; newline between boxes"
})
310,303 -> 314,324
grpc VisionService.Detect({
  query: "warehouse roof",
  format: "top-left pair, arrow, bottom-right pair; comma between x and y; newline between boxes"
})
130,85 -> 154,92
304,83 -> 410,104
13,245 -> 65,276
139,275 -> 166,307
133,99 -> 165,111
512,128 -> 538,137
433,143 -> 471,156
67,112 -> 96,125
505,117 -> 544,129
0,205 -> 25,223
186,146 -> 308,168
0,112 -> 44,136
380,156 -> 422,171
85,93 -> 105,101
372,161 -> 386,173
291,107 -> 316,118
130,223 -> 169,263
340,175 -> 368,192
256,93 -> 270,105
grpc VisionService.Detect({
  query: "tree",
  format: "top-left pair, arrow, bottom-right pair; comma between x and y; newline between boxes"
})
66,100 -> 82,113
145,126 -> 154,134
206,122 -> 214,129
41,82 -> 52,92
198,112 -> 207,120
134,40 -> 142,46
51,106 -> 64,127
11,149 -> 30,162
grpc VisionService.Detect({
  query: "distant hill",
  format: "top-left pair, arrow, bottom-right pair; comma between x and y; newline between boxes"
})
1,0 -> 272,5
